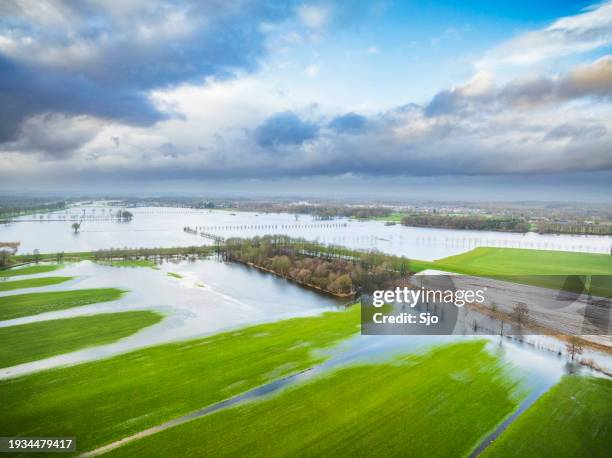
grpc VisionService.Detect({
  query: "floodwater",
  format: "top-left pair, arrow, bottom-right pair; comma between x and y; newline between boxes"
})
0,259 -> 344,379
2,256 -> 610,456
2,205 -> 611,260
2,258 -> 610,380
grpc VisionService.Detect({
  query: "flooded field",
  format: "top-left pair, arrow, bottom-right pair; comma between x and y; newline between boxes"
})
2,258 -> 610,380
2,205 -> 611,260
0,259 -> 342,378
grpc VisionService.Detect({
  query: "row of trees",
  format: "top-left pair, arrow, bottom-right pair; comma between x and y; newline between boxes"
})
0,199 -> 66,219
401,214 -> 530,232
537,222 -> 612,235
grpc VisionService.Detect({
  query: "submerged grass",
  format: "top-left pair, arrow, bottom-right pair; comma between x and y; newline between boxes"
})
0,276 -> 73,292
0,306 -> 360,453
484,375 -> 612,458
0,264 -> 61,277
0,311 -> 163,368
106,341 -> 523,458
0,288 -> 126,320
166,272 -> 183,279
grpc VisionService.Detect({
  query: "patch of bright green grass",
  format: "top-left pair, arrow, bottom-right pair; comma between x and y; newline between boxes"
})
366,212 -> 405,222
0,288 -> 126,320
167,272 -> 183,279
0,276 -> 73,292
484,376 -> 611,458
418,248 -> 612,296
99,260 -> 156,268
435,247 -> 612,276
0,264 -> 61,277
106,341 -> 523,458
0,311 -> 163,368
0,306 -> 360,453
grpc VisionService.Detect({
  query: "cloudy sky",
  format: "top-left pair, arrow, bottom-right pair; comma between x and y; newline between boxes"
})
0,0 -> 611,201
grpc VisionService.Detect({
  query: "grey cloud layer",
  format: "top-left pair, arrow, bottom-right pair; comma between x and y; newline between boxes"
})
0,0 -> 297,146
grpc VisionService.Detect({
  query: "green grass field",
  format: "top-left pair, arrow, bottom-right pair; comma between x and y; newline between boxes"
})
0,276 -> 73,292
0,288 -> 126,320
106,341 -> 523,458
366,212 -> 405,222
0,311 -> 163,368
0,264 -> 61,277
411,248 -> 612,296
434,247 -> 612,276
0,306 -> 360,453
484,376 -> 612,458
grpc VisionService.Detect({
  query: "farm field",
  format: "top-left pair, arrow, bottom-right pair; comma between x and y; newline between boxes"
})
433,247 -> 612,276
484,376 -> 612,458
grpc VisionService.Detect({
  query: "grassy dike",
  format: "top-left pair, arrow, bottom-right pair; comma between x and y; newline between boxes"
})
484,376 -> 611,458
0,276 -> 73,292
0,288 -> 126,320
105,341 -> 523,458
0,311 -> 163,368
0,307 -> 360,454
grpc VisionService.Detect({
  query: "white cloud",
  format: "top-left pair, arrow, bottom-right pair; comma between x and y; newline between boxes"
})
297,4 -> 331,29
477,1 -> 612,69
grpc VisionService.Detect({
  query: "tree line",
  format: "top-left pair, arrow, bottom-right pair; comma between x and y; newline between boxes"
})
401,214 -> 530,232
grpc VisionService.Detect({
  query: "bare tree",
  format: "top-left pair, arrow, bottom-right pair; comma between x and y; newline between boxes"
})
565,336 -> 584,362
512,302 -> 529,326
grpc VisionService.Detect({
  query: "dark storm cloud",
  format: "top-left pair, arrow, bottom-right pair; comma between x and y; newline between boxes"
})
254,111 -> 319,147
329,112 -> 367,133
0,0 -> 298,150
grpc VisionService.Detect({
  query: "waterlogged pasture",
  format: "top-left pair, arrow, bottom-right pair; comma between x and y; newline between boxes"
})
0,288 -> 126,320
0,257 -> 610,457
105,341 -> 523,458
0,264 -> 61,277
0,311 -> 162,368
0,308 -> 360,453
0,276 -> 73,292
0,259 -> 342,378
